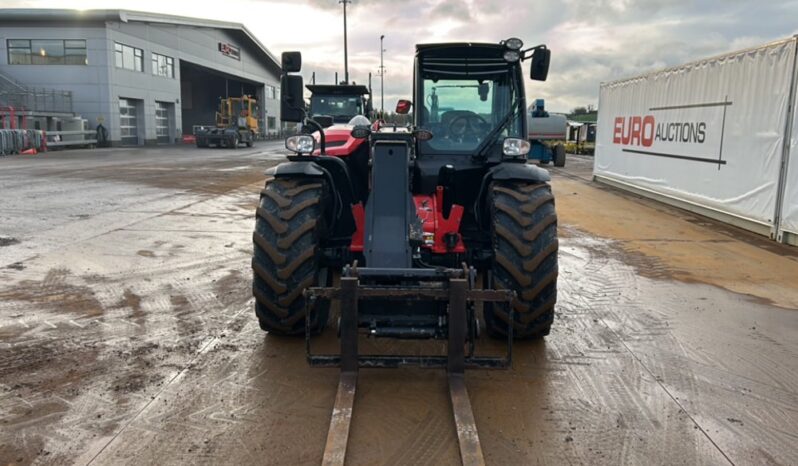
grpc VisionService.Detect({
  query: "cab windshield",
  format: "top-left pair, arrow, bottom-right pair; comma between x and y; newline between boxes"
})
419,73 -> 522,154
310,94 -> 363,117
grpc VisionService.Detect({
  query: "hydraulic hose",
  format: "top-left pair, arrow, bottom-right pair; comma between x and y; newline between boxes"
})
304,118 -> 326,155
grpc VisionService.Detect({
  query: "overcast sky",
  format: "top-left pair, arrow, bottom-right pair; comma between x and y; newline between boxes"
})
6,0 -> 798,112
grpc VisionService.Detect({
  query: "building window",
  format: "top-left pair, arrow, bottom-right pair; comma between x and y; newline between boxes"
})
266,85 -> 276,99
7,39 -> 87,65
114,42 -> 143,72
64,40 -> 87,65
267,116 -> 276,131
151,53 -> 174,78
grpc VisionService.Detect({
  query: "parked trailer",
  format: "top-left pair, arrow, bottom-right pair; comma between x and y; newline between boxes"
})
527,99 -> 566,166
577,122 -> 596,154
594,36 -> 798,246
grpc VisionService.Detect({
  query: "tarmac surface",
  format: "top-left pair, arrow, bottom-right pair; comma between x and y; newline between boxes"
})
1,146 -> 796,465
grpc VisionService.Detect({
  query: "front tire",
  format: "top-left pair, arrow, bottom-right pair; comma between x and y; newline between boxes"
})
554,144 -> 566,167
484,181 -> 558,339
252,178 -> 330,335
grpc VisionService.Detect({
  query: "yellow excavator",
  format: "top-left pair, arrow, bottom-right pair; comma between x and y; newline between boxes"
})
196,95 -> 258,148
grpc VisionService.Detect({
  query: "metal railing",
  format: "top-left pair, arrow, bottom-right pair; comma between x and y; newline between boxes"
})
0,71 -> 73,114
46,130 -> 97,148
0,129 -> 45,155
0,88 -> 73,114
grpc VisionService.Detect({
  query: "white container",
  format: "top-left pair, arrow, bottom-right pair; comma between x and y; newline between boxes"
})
594,37 -> 798,241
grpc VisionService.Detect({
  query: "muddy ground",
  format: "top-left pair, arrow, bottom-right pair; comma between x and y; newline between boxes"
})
0,147 -> 796,465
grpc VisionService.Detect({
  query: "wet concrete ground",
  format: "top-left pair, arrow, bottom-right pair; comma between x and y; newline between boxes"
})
1,147 -> 796,465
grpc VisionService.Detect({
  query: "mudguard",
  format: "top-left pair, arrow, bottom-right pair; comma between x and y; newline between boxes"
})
485,162 -> 551,183
265,160 -> 326,177
265,159 -> 357,239
475,162 -> 552,228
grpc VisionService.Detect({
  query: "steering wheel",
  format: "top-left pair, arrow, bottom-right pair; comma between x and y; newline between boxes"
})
448,113 -> 488,140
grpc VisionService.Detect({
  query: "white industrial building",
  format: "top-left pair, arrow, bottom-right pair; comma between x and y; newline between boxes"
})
0,9 -> 281,145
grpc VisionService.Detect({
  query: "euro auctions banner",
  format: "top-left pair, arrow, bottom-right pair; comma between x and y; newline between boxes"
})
595,38 -> 797,227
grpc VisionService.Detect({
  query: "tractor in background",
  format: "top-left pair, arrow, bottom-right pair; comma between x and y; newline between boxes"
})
306,84 -> 372,126
196,95 -> 258,148
527,98 -> 566,166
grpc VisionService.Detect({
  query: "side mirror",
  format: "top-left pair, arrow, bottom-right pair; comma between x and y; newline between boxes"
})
396,99 -> 412,114
282,51 -> 302,73
530,46 -> 550,81
351,126 -> 371,139
280,74 -> 304,122
478,83 -> 489,101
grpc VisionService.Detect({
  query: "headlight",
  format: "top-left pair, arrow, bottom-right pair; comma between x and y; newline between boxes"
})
502,137 -> 530,159
285,135 -> 315,154
503,50 -> 520,63
505,37 -> 524,50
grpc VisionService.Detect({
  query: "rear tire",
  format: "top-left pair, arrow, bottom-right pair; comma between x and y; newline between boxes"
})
554,144 -> 566,167
252,177 -> 330,335
484,181 -> 558,339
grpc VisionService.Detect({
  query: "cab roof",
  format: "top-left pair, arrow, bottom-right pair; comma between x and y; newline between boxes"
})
306,84 -> 370,96
416,43 -> 513,80
416,42 -> 505,59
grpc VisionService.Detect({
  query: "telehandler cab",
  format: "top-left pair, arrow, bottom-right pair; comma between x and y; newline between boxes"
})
306,83 -> 372,125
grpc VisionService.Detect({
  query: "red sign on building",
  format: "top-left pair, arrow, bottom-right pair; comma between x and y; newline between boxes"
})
218,42 -> 240,60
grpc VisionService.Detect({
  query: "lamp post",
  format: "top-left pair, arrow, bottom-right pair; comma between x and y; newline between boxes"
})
340,0 -> 351,84
379,35 -> 385,118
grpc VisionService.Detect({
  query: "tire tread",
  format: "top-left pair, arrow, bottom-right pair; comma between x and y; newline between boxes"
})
252,178 -> 329,335
485,180 -> 558,339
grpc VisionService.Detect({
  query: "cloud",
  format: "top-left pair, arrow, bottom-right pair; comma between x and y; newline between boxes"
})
6,0 -> 798,112
283,0 -> 798,112
429,0 -> 473,22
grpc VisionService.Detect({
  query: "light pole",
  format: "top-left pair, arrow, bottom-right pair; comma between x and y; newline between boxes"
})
340,0 -> 351,84
379,35 -> 385,118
